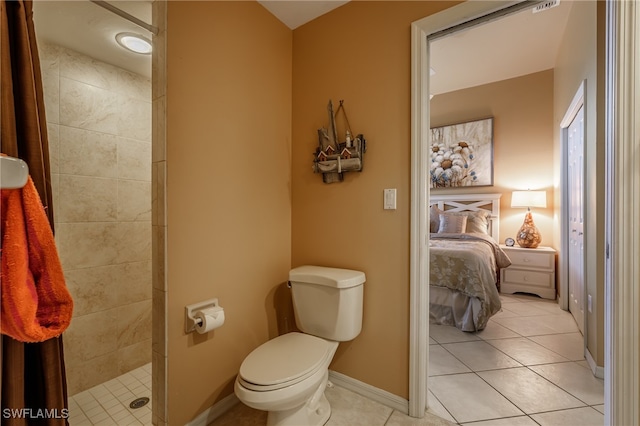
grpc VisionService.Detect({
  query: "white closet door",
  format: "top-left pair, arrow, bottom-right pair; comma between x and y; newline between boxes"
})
567,104 -> 585,334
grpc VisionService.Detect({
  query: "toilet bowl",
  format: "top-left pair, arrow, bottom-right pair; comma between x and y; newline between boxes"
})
234,332 -> 339,425
234,266 -> 365,426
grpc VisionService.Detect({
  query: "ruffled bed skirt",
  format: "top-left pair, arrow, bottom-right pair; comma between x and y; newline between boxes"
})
429,286 -> 485,332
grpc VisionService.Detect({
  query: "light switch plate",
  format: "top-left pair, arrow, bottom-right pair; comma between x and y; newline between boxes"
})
384,188 -> 397,210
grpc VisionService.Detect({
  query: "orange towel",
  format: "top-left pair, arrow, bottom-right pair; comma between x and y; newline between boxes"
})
1,176 -> 73,342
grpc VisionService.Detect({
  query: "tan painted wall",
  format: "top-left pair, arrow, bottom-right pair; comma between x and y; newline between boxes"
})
430,70 -> 555,247
552,0 -> 602,365
163,1 -> 601,423
291,1 -> 460,399
165,2 -> 292,424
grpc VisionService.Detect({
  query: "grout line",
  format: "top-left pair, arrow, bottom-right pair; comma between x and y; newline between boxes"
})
70,363 -> 153,425
427,388 -> 459,424
429,294 -> 603,425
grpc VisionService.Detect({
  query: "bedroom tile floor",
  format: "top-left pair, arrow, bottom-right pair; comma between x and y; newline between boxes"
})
428,293 -> 605,426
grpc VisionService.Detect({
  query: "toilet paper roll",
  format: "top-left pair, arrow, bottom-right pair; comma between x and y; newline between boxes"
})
194,307 -> 225,334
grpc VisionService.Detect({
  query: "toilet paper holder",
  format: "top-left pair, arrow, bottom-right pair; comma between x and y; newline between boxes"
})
185,298 -> 223,333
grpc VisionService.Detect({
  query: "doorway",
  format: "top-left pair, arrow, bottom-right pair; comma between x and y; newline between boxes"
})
409,0 -> 602,419
32,1 -> 154,422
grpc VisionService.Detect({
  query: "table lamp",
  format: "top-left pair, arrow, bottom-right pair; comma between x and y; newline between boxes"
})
511,190 -> 547,248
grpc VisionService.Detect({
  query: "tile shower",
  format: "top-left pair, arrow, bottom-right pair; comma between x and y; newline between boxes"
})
38,41 -> 152,396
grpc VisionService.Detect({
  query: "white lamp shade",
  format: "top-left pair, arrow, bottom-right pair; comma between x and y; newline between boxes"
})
511,190 -> 547,208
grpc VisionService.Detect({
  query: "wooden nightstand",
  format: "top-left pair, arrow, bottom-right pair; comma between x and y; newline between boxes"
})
499,245 -> 556,299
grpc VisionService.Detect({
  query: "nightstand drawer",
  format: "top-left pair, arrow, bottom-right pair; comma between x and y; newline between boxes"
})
502,268 -> 553,288
507,250 -> 554,270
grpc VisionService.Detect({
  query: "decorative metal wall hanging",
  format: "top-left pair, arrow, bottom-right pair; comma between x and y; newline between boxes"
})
313,100 -> 366,183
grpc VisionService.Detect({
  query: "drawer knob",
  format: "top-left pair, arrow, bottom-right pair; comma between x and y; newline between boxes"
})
523,258 -> 531,262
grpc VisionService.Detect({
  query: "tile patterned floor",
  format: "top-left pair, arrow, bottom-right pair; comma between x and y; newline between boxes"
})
427,293 -> 605,425
69,294 -> 604,425
211,383 -> 456,426
68,363 -> 152,425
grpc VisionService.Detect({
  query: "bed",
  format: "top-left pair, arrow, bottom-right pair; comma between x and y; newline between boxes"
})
429,193 -> 511,331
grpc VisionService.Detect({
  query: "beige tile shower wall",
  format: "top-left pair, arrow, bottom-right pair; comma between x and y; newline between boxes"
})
39,41 -> 152,396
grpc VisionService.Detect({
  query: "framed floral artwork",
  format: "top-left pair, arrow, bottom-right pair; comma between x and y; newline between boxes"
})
429,117 -> 494,188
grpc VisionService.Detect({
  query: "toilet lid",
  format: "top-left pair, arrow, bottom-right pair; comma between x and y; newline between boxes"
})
239,333 -> 332,387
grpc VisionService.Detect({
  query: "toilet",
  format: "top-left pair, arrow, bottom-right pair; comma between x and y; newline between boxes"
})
234,265 -> 365,426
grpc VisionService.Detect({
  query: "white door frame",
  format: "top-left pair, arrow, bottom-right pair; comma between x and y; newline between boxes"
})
604,1 -> 640,425
559,81 -> 586,339
409,0 -> 525,417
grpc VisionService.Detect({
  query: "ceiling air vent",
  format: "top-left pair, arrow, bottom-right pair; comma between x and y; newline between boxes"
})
533,0 -> 560,13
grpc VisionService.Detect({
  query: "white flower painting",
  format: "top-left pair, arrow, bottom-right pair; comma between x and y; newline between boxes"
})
429,118 -> 493,188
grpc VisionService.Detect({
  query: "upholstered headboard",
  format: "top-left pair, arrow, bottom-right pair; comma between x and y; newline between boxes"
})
429,193 -> 502,241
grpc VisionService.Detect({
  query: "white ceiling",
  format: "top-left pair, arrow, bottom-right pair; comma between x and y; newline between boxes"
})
33,1 -> 153,78
32,1 -> 572,95
257,0 -> 349,29
430,1 -> 572,95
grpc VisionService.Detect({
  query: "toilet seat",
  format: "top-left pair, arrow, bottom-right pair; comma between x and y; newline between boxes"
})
238,333 -> 335,392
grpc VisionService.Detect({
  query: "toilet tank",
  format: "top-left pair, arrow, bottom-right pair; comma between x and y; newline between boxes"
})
288,265 -> 365,342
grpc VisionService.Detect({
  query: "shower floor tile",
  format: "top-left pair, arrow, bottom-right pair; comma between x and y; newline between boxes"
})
69,363 -> 152,426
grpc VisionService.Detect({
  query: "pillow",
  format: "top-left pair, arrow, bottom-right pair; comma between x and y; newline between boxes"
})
441,210 -> 490,234
462,210 -> 490,234
429,205 -> 443,233
437,213 -> 467,233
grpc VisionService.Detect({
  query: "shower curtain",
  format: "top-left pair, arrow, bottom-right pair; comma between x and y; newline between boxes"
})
1,0 -> 69,424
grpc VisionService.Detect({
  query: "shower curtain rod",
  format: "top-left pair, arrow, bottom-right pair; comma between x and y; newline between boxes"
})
89,0 -> 158,36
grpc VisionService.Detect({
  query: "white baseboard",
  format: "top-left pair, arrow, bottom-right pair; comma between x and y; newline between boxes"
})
586,348 -> 605,379
186,392 -> 240,426
328,370 -> 409,414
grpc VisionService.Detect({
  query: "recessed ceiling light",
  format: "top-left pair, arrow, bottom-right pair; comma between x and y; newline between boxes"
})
115,32 -> 152,55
